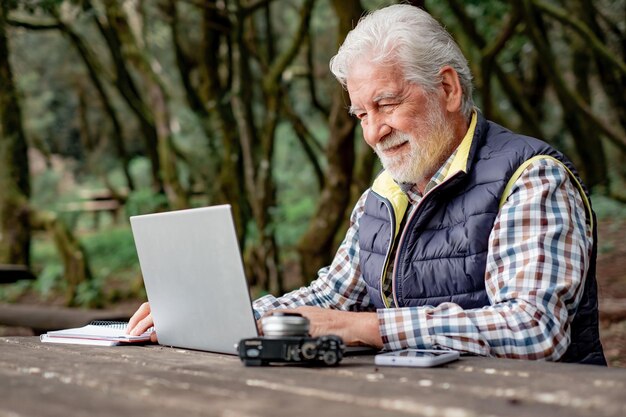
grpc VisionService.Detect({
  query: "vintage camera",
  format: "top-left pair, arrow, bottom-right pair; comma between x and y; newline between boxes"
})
237,312 -> 345,366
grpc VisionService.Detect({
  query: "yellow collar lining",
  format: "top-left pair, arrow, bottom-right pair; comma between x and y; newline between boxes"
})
445,111 -> 478,181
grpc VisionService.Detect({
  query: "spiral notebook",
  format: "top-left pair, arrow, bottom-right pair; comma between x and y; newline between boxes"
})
40,320 -> 154,346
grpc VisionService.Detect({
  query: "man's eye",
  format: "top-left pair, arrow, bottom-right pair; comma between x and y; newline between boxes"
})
357,113 -> 367,120
380,103 -> 397,111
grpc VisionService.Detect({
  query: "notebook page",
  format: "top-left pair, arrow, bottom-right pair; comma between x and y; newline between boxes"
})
43,321 -> 153,342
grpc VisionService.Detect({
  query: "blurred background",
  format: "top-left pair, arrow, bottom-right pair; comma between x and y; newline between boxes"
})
0,0 -> 625,365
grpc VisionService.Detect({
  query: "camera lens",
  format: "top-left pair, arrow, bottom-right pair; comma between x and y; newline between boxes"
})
262,312 -> 310,337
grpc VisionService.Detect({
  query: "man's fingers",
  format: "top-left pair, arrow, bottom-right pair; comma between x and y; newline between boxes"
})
130,314 -> 155,336
126,302 -> 151,334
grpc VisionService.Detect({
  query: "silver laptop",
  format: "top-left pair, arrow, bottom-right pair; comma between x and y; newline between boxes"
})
130,205 -> 258,354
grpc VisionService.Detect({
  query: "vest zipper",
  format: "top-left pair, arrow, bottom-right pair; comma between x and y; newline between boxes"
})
377,195 -> 396,308
390,171 -> 464,308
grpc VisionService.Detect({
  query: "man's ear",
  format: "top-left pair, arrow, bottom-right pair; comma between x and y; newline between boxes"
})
439,66 -> 463,113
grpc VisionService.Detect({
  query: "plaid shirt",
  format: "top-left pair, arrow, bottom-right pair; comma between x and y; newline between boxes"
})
253,148 -> 592,361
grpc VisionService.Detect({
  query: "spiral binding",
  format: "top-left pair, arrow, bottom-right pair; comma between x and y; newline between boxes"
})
88,320 -> 129,330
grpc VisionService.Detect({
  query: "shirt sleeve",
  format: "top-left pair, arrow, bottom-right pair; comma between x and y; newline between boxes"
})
377,158 -> 593,360
252,190 -> 375,319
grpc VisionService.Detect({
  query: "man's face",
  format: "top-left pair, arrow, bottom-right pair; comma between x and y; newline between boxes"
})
347,61 -> 455,184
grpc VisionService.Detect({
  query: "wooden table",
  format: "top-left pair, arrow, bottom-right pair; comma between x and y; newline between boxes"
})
1,337 -> 625,417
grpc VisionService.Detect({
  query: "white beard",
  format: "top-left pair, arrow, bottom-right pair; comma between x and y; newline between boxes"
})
375,107 -> 455,184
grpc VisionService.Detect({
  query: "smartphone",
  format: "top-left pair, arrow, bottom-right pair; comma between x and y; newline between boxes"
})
374,349 -> 460,367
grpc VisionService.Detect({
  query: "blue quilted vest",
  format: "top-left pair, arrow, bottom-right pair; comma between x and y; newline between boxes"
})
359,113 -> 605,365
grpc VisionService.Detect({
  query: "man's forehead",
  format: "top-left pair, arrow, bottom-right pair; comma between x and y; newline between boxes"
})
346,62 -> 412,111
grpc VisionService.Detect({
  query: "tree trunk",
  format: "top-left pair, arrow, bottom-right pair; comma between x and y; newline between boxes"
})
91,0 -> 163,193
58,18 -> 135,192
231,1 -> 277,293
30,211 -> 94,306
200,4 -> 248,247
568,22 -> 608,189
168,0 -> 249,245
0,4 -> 31,266
447,0 -> 545,139
296,0 -> 363,283
522,0 -> 626,186
103,1 -> 188,209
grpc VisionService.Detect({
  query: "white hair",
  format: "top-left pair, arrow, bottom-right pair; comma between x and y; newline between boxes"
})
329,4 -> 475,119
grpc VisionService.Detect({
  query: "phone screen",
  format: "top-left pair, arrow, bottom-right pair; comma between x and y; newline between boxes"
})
375,349 -> 460,367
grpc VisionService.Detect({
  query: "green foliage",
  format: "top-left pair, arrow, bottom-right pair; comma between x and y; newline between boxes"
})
458,0 -> 510,37
129,157 -> 157,189
6,0 -> 626,298
12,29 -> 85,160
30,237 -> 63,299
274,194 -> 317,250
74,280 -> 104,308
23,226 -> 141,307
0,280 -> 31,303
125,189 -> 169,218
16,72 -> 57,141
362,0 -> 397,11
30,165 -> 62,209
599,241 -> 615,255
79,227 -> 142,305
81,228 -> 139,277
273,122 -> 320,250
14,0 -> 65,13
33,263 -> 63,298
591,195 -> 626,221
170,107 -> 214,193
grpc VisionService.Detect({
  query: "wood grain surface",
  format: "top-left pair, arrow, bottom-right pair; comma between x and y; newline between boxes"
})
1,337 -> 625,417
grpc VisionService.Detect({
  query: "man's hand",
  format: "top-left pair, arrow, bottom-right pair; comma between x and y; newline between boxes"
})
126,302 -> 159,343
287,306 -> 383,349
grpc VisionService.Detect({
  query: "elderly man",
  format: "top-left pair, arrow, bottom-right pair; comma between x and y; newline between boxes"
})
129,5 -> 605,364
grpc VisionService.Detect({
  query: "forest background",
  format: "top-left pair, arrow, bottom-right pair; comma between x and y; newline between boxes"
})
1,0 -> 626,365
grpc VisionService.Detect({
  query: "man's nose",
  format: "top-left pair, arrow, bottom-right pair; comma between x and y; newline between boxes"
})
364,114 -> 392,146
